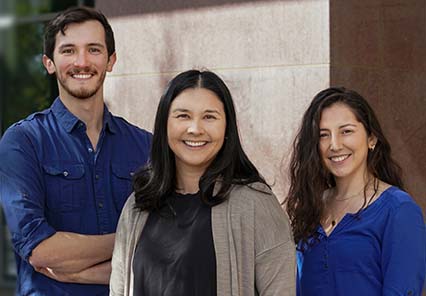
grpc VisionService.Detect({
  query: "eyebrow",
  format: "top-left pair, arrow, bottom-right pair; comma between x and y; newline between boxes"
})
57,42 -> 105,50
339,123 -> 357,129
319,123 -> 357,131
87,43 -> 105,48
205,109 -> 222,115
171,108 -> 222,114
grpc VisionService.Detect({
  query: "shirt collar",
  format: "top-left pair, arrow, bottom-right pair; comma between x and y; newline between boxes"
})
103,105 -> 117,134
51,97 -> 117,134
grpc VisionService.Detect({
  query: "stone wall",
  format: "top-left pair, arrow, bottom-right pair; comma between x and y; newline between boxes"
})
98,0 -> 330,201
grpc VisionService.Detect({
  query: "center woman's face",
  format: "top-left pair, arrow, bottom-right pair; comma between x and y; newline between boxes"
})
167,87 -> 227,175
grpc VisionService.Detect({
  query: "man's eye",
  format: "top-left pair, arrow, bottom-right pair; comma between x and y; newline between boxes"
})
89,48 -> 101,53
61,49 -> 74,54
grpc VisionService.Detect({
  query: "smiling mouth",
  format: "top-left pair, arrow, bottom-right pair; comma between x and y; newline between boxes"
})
183,140 -> 208,147
329,154 -> 350,163
71,73 -> 93,79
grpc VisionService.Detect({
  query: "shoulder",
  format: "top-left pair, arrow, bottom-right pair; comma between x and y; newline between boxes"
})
226,182 -> 277,209
3,108 -> 51,136
380,186 -> 424,224
0,112 -> 45,148
381,186 -> 421,212
110,114 -> 152,138
227,183 -> 294,251
228,182 -> 288,222
120,192 -> 150,222
229,182 -> 273,200
120,193 -> 138,220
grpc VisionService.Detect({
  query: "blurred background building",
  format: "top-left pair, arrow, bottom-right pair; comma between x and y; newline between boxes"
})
0,0 -> 425,294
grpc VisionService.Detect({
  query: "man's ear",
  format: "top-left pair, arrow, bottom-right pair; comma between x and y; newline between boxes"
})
42,55 -> 56,75
106,52 -> 117,72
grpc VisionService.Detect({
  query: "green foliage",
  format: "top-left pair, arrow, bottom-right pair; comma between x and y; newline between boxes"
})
2,21 -> 54,130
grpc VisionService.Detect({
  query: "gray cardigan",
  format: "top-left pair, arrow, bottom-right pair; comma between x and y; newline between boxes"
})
110,183 -> 296,295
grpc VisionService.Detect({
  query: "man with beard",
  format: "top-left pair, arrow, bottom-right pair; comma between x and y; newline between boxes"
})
0,7 -> 152,296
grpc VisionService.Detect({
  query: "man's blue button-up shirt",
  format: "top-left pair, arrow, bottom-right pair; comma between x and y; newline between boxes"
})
0,98 -> 152,296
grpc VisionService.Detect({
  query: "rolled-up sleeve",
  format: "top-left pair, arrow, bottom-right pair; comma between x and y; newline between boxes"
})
382,201 -> 426,295
0,125 -> 56,261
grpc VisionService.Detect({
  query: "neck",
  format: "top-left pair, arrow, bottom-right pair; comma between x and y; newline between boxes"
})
175,164 -> 205,194
59,93 -> 104,149
333,170 -> 373,199
60,94 -> 104,132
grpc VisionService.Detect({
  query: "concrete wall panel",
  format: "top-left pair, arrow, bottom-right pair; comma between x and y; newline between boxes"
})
105,65 -> 329,200
105,1 -> 329,74
101,0 -> 330,201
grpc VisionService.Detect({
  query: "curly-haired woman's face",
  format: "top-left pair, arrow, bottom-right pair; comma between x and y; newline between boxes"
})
318,103 -> 376,182
167,87 -> 226,176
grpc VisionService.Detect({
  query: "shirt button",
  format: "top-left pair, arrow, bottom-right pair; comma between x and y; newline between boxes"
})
98,202 -> 103,208
324,263 -> 328,269
88,147 -> 93,153
63,171 -> 69,177
130,172 -> 135,177
95,174 -> 100,180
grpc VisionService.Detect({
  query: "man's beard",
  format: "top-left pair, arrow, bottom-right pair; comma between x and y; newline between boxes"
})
57,69 -> 107,100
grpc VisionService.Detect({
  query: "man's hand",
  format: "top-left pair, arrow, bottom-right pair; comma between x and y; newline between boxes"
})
30,232 -> 115,274
35,261 -> 111,285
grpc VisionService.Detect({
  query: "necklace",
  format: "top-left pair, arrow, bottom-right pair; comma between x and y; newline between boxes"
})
329,188 -> 364,227
329,178 -> 379,228
330,200 -> 355,227
333,187 -> 365,201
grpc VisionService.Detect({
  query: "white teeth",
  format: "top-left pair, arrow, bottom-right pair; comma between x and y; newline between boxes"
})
184,140 -> 207,147
330,155 -> 350,162
73,74 -> 92,79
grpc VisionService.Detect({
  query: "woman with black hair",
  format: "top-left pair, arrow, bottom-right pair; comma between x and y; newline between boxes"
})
110,70 -> 295,296
286,87 -> 425,295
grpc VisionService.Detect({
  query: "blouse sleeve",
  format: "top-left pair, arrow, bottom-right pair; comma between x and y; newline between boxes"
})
382,201 -> 426,295
110,194 -> 135,296
254,191 -> 296,296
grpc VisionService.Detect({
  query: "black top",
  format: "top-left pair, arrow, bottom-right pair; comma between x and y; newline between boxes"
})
132,192 -> 217,296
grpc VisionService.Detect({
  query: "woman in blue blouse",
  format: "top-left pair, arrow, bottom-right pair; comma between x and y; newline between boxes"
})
286,87 -> 425,295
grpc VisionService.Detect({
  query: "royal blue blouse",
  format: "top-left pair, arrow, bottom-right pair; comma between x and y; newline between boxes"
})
297,186 -> 426,296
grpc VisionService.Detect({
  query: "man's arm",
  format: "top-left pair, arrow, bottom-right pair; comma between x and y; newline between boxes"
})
0,125 -> 113,280
36,260 -> 112,285
29,232 -> 115,273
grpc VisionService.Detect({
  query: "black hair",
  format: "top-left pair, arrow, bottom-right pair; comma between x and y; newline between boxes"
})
133,70 -> 267,211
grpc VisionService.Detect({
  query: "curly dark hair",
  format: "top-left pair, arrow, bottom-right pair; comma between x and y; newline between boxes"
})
133,70 -> 267,212
285,87 -> 404,244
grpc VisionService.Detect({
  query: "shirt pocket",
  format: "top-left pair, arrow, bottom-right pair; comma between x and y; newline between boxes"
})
42,162 -> 86,212
111,163 -> 138,213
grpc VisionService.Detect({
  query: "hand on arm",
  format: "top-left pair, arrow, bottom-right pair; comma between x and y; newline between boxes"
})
36,260 -> 111,285
29,232 -> 115,273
